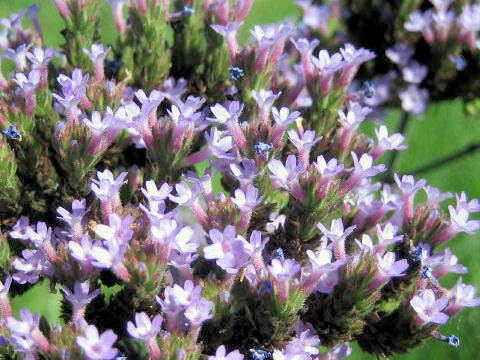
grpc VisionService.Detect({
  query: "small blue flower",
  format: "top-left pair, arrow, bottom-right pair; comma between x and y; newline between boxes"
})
259,280 -> 273,296
363,81 -> 376,98
271,248 -> 284,262
451,56 -> 467,71
3,125 -> 19,139
421,265 -> 432,279
183,5 -> 195,16
254,142 -> 272,155
412,246 -> 424,262
447,335 -> 460,347
229,67 -> 245,80
249,348 -> 272,360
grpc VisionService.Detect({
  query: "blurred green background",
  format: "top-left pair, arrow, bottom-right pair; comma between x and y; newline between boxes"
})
1,0 -> 480,359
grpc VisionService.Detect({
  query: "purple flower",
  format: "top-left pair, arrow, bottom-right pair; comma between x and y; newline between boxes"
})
1,44 -> 30,70
271,106 -> 300,127
314,156 -> 344,178
405,11 -> 433,33
424,186 -> 453,207
291,37 -> 320,82
368,252 -> 409,290
13,69 -> 40,95
184,297 -> 215,325
338,43 -> 375,87
269,258 -> 301,282
317,218 -> 356,243
76,324 -> 118,360
9,335 -> 36,359
231,186 -> 263,211
26,47 -> 56,69
203,225 -> 250,274
156,280 -> 202,314
53,69 -> 89,119
385,43 -> 414,67
311,49 -> 345,72
91,169 -> 128,201
268,154 -> 305,200
62,281 -> 100,321
410,289 -> 449,326
94,213 -> 134,246
303,249 -> 344,294
12,249 -> 55,284
446,278 -> 480,316
169,180 -> 201,206
455,191 -> 480,212
8,216 -> 32,241
402,61 -> 428,84
448,205 -> 480,235
185,128 -> 235,165
426,248 -> 467,278
208,345 -> 244,360
399,85 -> 429,115
90,237 -> 128,269
57,199 -> 88,241
69,235 -> 97,265
230,158 -> 262,190
338,102 -> 372,129
340,152 -> 386,195
6,308 -> 40,337
161,77 -> 188,107
375,222 -> 403,252
251,89 -> 281,122
288,129 -> 322,153
141,180 -> 172,203
372,125 -> 407,160
394,173 -> 427,223
210,21 -> 243,62
317,218 -> 356,260
83,43 -> 111,82
127,312 -> 163,340
0,276 -> 12,298
207,101 -> 243,125
155,280 -> 202,332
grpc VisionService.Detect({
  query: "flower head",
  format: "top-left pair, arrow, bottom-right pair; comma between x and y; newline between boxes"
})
76,325 -> 118,360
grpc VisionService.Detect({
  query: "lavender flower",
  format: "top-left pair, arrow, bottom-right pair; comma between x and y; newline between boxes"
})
13,70 -> 40,116
251,89 -> 281,122
76,324 -> 118,360
394,173 -> 427,224
126,312 -> 162,359
127,312 -> 162,338
372,125 -> 407,160
230,158 -> 262,191
402,61 -> 428,84
368,252 -> 409,290
203,225 -> 250,275
340,152 -> 386,195
410,289 -> 449,326
83,43 -> 111,82
210,21 -> 243,62
62,281 -> 100,322
208,345 -> 244,360
12,249 -> 55,284
288,129 -> 322,170
317,218 -> 356,260
446,278 -> 480,316
268,154 -> 305,200
386,43 -> 414,67
399,85 -> 429,115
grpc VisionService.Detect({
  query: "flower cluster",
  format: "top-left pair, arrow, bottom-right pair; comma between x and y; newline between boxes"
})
0,1 -> 479,360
